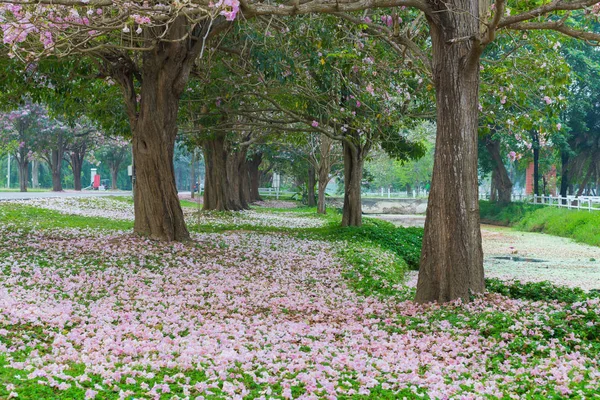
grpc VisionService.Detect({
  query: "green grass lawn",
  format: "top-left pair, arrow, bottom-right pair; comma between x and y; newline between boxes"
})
0,188 -> 50,192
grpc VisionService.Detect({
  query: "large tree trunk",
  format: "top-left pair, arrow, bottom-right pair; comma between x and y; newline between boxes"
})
247,153 -> 263,203
203,136 -> 234,211
110,16 -> 217,241
485,137 -> 512,204
415,1 -> 485,303
341,139 -> 364,227
307,165 -> 316,207
132,95 -> 187,240
129,46 -> 191,241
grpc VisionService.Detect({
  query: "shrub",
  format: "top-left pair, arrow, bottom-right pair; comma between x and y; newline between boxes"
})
319,218 -> 423,270
486,278 -> 599,303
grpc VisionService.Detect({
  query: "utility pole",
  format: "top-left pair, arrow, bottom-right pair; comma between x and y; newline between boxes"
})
6,154 -> 10,189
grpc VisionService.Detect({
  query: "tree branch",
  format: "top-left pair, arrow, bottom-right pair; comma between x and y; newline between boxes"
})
506,21 -> 600,44
499,0 -> 600,28
241,0 -> 431,17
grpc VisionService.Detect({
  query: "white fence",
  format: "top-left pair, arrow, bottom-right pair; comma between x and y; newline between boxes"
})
478,193 -> 600,211
531,195 -> 600,211
258,187 -> 429,199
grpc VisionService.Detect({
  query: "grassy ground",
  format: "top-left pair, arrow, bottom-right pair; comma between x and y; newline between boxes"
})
0,188 -> 50,192
480,200 -> 600,247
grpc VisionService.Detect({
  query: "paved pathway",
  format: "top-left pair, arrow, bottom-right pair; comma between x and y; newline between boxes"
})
375,214 -> 600,291
0,190 -> 131,201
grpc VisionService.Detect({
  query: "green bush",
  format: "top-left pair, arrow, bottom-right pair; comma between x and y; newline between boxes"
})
316,218 -> 423,270
486,278 -> 600,303
479,201 -> 544,225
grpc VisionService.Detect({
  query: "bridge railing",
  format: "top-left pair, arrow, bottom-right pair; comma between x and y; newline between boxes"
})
258,188 -> 430,199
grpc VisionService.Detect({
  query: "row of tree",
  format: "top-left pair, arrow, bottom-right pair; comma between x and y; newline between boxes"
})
0,102 -> 131,192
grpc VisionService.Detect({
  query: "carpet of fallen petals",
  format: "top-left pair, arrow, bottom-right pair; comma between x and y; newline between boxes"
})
0,198 -> 598,399
196,211 -> 326,229
253,200 -> 299,209
6,197 -> 136,221
7,197 -> 324,230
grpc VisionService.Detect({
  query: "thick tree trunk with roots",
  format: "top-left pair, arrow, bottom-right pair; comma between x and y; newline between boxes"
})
307,165 -> 316,207
127,44 -> 193,241
132,90 -> 187,240
485,137 -> 512,204
341,138 -> 364,227
110,16 -> 218,241
415,1 -> 485,303
247,153 -> 263,203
